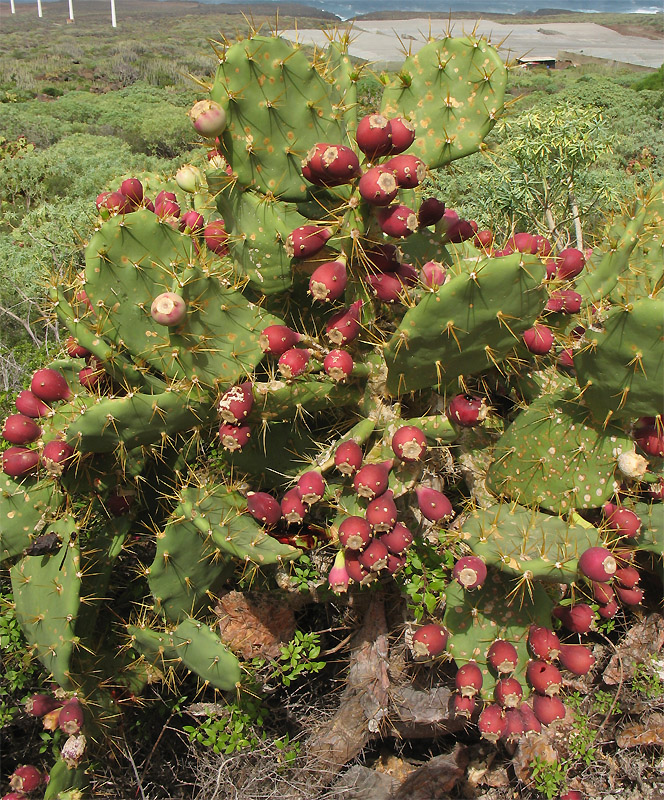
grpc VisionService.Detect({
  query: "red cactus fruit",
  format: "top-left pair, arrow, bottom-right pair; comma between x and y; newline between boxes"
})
558,348 -> 576,369
507,232 -> 537,254
218,383 -> 254,424
364,243 -> 402,273
188,99 -> 227,138
154,191 -> 180,219
366,272 -> 405,303
415,487 -> 453,522
453,556 -> 487,590
356,113 -> 393,159
9,765 -> 44,793
65,336 -> 90,359
523,325 -> 554,355
454,693 -> 476,718
411,624 -> 449,658
615,584 -> 644,605
417,197 -> 446,227
218,422 -> 251,452
151,292 -> 186,327
526,660 -> 563,696
597,599 -> 619,619
532,694 -> 566,725
246,492 -> 282,526
58,697 -> 84,734
502,708 -> 526,740
387,116 -> 416,154
204,220 -> 229,256
552,603 -> 595,634
3,792 -> 31,800
25,693 -> 62,717
338,516 -> 372,550
179,210 -> 205,234
441,217 -> 475,244
494,677 -> 523,708
309,260 -> 347,302
353,462 -> 391,500
2,446 -> 39,477
555,248 -> 586,280
334,439 -> 363,475
604,507 -> 642,539
578,546 -> 617,582
397,262 -> 419,286
474,229 -> 494,249
634,418 -> 664,457
281,488 -> 306,524
120,177 -> 143,207
385,552 -> 407,575
278,348 -> 310,379
447,394 -> 487,427
358,166 -> 399,206
647,481 -> 664,501
477,704 -> 506,742
560,791 -> 584,800
106,491 -> 133,516
358,538 -> 389,572
379,522 -> 413,556
79,364 -> 103,390
326,300 -> 363,346
323,350 -> 354,383
385,154 -> 426,188
317,144 -> 362,186
259,324 -> 301,356
285,224 -> 332,259
366,490 -> 398,532
528,626 -> 561,662
519,702 -> 542,734
95,191 -> 111,211
2,414 -> 41,445
377,204 -> 418,238
615,565 -> 640,589
546,289 -> 583,314
558,644 -> 595,676
42,440 -> 74,474
297,471 -> 325,505
487,640 -> 518,674
30,368 -> 71,403
391,425 -> 427,462
420,260 -> 446,289
328,550 -> 350,594
455,661 -> 483,698
591,581 -> 615,605
344,550 -> 375,585
101,191 -> 131,215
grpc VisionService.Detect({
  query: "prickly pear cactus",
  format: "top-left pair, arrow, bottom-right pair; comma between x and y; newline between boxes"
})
1,29 -> 663,793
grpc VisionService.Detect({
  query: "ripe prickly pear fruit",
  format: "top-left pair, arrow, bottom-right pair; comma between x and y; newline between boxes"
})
99,191 -> 131,215
377,204 -> 418,238
179,210 -> 205,234
615,565 -> 640,589
358,538 -> 389,571
447,394 -> 487,427
555,248 -> 585,280
523,325 -> 554,355
65,336 -> 90,359
366,272 -> 404,303
42,440 -> 74,474
151,293 -> 187,327
385,154 -> 426,189
453,556 -> 487,590
218,422 -> 251,452
79,364 -> 103,390
455,661 -> 483,698
285,225 -> 332,259
532,694 -> 566,725
2,446 -> 39,477
417,197 -> 445,227
615,585 -> 644,605
353,461 -> 391,500
526,660 -> 562,696
25,694 -> 62,717
477,704 -> 506,742
633,417 -> 664,457
558,644 -> 595,675
528,626 -> 561,662
385,552 -> 407,575
454,693 -> 476,718
473,229 -> 493,249
316,144 -> 362,186
338,516 -> 372,550
188,99 -> 227,138
2,414 -> 41,445
107,490 -> 133,516
3,792 -> 31,800
9,765 -> 44,793
259,324 -> 301,356
154,190 -> 180,219
204,220 -> 229,256
495,677 -> 523,708
552,603 -> 595,634
334,440 -> 363,475
387,116 -> 416,154
58,697 -> 84,735
281,488 -> 306,524
309,260 -> 347,302
366,490 -> 398,532
297,471 -> 325,505
358,166 -> 398,206
591,581 -> 614,605
391,425 -> 427,462
578,546 -> 617,582
218,383 -> 254,424
519,702 -> 542,734
558,348 -> 575,369
420,260 -> 446,289
328,550 -> 350,594
440,216 -> 475,244
502,708 -> 525,740
415,487 -> 453,522
411,623 -> 449,657
560,791 -> 584,800
604,507 -> 642,539
326,300 -> 362,346
246,492 -> 281,526
379,522 -> 413,556
364,243 -> 401,273
487,640 -> 518,674
120,177 -> 144,207
398,260 -> 421,284
277,348 -> 310,379
356,113 -> 393,158
31,368 -> 71,403
597,598 -> 619,619
323,350 -> 354,382
344,550 -> 375,585
546,289 -> 582,314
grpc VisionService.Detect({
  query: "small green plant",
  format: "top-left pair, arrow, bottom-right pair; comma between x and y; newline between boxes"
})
530,757 -> 567,799
632,656 -> 664,699
183,696 -> 267,755
402,539 -> 453,621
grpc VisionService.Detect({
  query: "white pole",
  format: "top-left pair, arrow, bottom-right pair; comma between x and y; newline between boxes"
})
110,0 -> 116,27
37,0 -> 43,17
10,0 -> 16,14
68,0 -> 74,21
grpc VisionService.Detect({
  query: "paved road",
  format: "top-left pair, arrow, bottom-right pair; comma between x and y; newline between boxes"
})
281,19 -> 664,69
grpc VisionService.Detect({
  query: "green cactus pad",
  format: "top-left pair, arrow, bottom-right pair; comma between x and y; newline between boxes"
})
43,759 -> 89,800
459,503 -> 605,583
486,389 -> 632,513
384,253 -> 548,395
252,378 -> 363,421
575,297 -> 664,421
380,36 -> 507,170
444,569 -> 553,698
0,476 -> 63,561
633,500 -> 663,556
